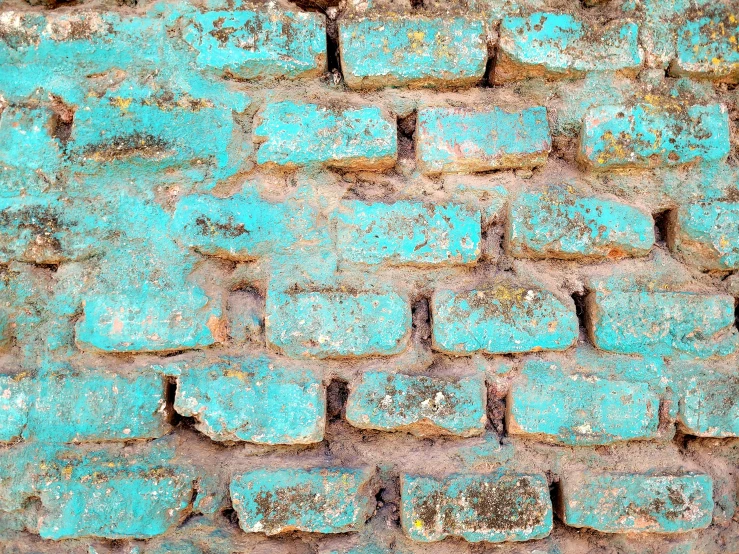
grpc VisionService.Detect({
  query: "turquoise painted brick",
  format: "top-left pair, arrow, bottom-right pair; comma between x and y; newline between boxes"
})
672,13 -> 739,83
0,375 -> 31,443
75,289 -> 225,353
345,372 -> 486,437
495,13 -> 642,83
254,101 -> 397,170
559,472 -> 714,533
172,191 -> 316,260
580,103 -> 730,169
174,357 -> 325,444
431,284 -> 577,354
0,196 -> 107,264
266,289 -> 410,358
677,369 -> 738,437
671,202 -> 739,270
416,107 -> 551,174
230,467 -> 375,535
587,290 -> 739,358
338,16 -> 487,89
332,201 -> 481,265
0,107 -> 62,185
507,360 -> 659,445
507,187 -> 654,260
401,472 -> 553,542
24,371 -> 169,443
180,10 -> 326,79
36,446 -> 197,539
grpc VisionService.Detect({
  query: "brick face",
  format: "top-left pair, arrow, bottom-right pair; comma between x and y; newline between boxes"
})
0,1 -> 737,552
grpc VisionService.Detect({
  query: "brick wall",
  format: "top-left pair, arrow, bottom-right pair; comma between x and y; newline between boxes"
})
0,0 -> 737,552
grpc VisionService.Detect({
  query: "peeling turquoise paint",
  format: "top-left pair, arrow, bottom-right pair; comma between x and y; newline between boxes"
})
332,201 -> 481,265
230,468 -> 374,535
339,17 -> 487,89
345,372 -> 486,437
254,101 -> 397,169
559,472 -> 714,533
0,375 -> 31,443
0,107 -> 62,187
675,365 -> 738,437
508,360 -> 659,445
507,187 -> 654,259
580,103 -> 730,169
588,290 -> 739,358
416,107 -> 550,174
674,13 -> 739,82
181,10 -> 326,79
174,357 -> 325,444
266,289 -> 410,358
431,285 -> 577,354
496,14 -> 642,82
401,472 -> 553,542
672,202 -> 739,269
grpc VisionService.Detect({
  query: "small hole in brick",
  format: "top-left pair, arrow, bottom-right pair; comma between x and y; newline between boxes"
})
221,507 -> 239,527
571,291 -> 588,337
397,111 -> 417,162
487,393 -> 505,435
326,379 -> 349,421
164,377 -> 178,424
326,25 -> 341,75
481,45 -> 496,87
410,0 -> 424,8
652,209 -> 675,247
36,263 -> 58,273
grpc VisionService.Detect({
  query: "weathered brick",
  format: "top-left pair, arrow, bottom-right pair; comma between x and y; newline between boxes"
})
266,289 -> 410,358
75,290 -> 226,353
416,107 -> 551,174
0,375 -> 31,443
495,14 -> 642,83
338,16 -> 487,89
670,202 -> 739,270
507,360 -> 659,445
401,472 -> 553,542
558,472 -> 714,533
345,372 -> 486,437
0,107 -> 62,183
174,357 -> 325,444
254,101 -> 397,170
672,12 -> 739,83
579,103 -> 731,169
230,468 -> 375,535
678,369 -> 738,438
587,290 -> 739,358
172,191 -> 316,260
332,201 -> 481,265
180,10 -> 326,79
431,284 -> 577,355
25,372 -> 169,443
507,187 -> 654,260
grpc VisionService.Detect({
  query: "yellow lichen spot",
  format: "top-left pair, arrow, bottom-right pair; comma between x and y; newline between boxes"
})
414,519 -> 424,529
111,97 -> 133,111
730,35 -> 737,44
719,235 -> 730,248
712,57 -> 722,65
62,466 -> 72,479
729,14 -> 737,24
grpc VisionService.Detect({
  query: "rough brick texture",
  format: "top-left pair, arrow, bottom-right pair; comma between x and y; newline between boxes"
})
0,0 -> 737,552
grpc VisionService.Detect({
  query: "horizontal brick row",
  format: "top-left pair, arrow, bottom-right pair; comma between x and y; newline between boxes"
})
0,441 -> 714,540
2,357 -> 735,445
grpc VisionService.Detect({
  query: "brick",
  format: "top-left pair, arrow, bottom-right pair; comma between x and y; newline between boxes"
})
416,107 -> 551,174
230,468 -> 375,535
338,16 -> 487,89
25,371 -> 169,443
579,103 -> 730,170
174,357 -> 325,444
431,284 -> 577,355
254,101 -> 397,170
495,14 -> 642,83
401,472 -> 553,542
670,202 -> 739,270
332,201 -> 480,265
0,107 -> 62,183
507,187 -> 654,260
345,372 -> 486,437
266,289 -> 410,358
172,191 -> 316,260
0,375 -> 31,443
672,12 -> 739,83
180,10 -> 326,79
507,360 -> 659,445
587,290 -> 739,358
75,290 -> 226,353
678,369 -> 738,438
558,472 -> 714,533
